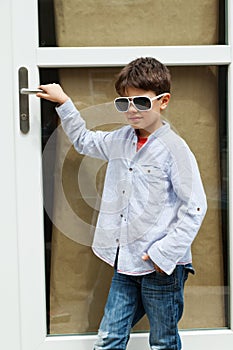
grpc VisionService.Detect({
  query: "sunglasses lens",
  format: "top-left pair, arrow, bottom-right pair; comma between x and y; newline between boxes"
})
133,96 -> 151,111
114,98 -> 129,112
114,96 -> 152,112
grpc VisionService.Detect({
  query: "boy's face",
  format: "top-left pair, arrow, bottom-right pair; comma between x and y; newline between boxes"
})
124,87 -> 170,137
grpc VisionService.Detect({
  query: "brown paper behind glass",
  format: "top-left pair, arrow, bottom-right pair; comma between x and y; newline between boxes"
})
53,0 -> 218,46
49,66 -> 225,334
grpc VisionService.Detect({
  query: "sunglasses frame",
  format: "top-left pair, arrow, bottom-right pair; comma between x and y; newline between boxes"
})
114,93 -> 168,112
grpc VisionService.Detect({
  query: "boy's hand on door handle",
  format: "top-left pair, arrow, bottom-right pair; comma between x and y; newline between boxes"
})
36,83 -> 69,105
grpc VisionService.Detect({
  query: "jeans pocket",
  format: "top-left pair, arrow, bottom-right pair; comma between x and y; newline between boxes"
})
184,263 -> 195,274
184,263 -> 195,282
144,270 -> 176,292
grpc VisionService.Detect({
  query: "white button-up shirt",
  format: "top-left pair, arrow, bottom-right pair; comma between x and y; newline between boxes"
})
56,99 -> 207,275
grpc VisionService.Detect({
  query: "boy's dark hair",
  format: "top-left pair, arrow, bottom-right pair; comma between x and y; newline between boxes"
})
115,57 -> 171,96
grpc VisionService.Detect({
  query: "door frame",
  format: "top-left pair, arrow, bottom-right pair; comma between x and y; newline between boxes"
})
1,0 -> 233,349
0,2 -> 21,350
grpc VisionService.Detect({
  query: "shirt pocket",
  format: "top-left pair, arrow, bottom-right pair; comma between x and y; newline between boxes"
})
140,164 -> 165,183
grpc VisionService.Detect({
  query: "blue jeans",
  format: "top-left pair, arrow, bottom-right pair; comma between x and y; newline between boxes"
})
94,264 -> 194,350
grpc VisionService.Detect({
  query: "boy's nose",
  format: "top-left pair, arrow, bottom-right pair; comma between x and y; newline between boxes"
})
128,101 -> 138,112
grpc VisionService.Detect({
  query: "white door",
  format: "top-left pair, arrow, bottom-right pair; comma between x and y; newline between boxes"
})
1,0 -> 233,349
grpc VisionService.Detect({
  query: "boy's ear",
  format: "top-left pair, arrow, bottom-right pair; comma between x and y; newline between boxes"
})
160,93 -> 171,110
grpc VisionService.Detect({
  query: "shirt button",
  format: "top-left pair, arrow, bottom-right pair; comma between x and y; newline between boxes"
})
120,214 -> 123,218
116,238 -> 119,243
129,167 -> 133,171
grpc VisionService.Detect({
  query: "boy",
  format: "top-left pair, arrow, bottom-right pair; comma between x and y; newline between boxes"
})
37,57 -> 207,350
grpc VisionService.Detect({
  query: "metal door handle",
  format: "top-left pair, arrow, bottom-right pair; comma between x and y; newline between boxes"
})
20,88 -> 43,95
18,67 -> 42,134
18,67 -> 30,134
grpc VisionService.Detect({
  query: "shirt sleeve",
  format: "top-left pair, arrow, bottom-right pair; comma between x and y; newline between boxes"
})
56,99 -> 113,161
148,139 -> 207,275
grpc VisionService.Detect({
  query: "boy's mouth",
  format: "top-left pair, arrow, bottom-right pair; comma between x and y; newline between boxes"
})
128,116 -> 142,122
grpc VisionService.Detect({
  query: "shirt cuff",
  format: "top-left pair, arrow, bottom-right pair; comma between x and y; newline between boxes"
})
147,244 -> 176,275
55,98 -> 75,117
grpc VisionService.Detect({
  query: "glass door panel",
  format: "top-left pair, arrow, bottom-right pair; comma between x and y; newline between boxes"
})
39,0 -> 224,47
41,65 -> 229,335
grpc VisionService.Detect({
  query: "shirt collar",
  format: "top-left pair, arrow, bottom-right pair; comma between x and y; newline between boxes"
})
132,120 -> 171,139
